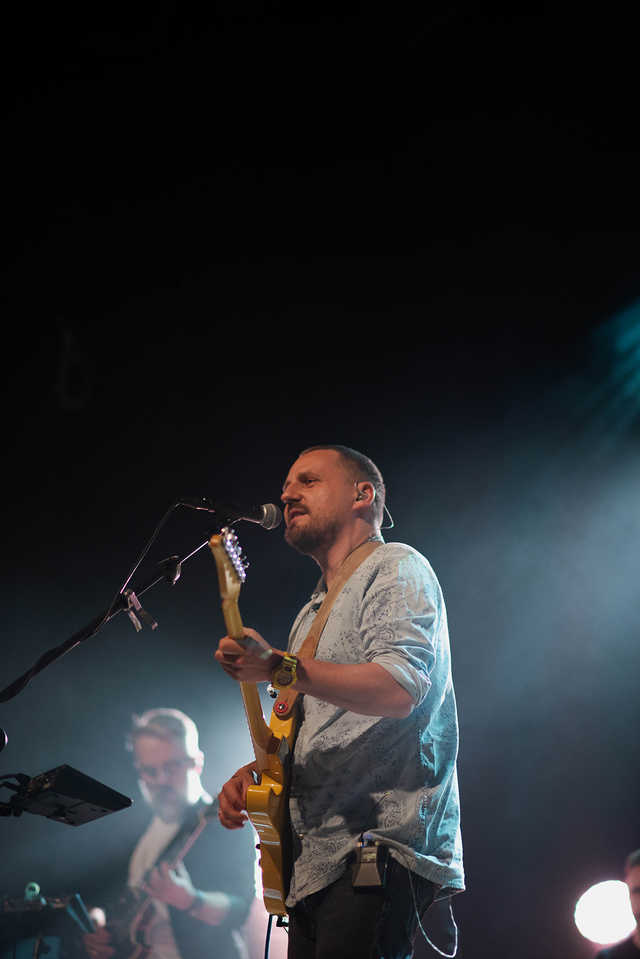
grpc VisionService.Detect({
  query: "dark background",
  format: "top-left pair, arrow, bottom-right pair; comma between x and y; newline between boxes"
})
2,4 -> 639,958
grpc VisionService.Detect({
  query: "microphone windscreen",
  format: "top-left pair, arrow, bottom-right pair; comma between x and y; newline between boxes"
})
262,504 -> 283,530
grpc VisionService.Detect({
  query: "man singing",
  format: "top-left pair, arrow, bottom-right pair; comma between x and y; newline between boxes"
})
215,445 -> 464,959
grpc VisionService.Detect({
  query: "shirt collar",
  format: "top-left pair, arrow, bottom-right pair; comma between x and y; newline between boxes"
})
308,534 -> 385,605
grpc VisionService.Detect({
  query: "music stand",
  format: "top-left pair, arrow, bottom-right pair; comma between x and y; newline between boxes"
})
0,888 -> 95,959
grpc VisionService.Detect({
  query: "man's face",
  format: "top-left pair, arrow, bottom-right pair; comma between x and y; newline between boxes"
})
627,864 -> 640,926
281,449 -> 356,555
133,733 -> 196,823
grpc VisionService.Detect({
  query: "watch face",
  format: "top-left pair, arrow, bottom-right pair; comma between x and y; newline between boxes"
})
275,668 -> 293,685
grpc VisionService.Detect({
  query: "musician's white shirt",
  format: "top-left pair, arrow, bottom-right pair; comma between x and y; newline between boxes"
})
128,816 -> 183,959
285,541 -> 465,906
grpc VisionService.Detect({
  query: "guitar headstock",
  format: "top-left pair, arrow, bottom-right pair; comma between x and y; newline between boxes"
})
208,527 -> 248,601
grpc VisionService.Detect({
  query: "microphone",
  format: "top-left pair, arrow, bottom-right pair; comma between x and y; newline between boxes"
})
178,497 -> 282,530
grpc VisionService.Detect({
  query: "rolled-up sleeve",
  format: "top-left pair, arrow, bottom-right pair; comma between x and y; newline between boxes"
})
360,554 -> 439,706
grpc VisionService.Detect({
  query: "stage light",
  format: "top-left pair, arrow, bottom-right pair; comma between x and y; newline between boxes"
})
588,300 -> 640,440
574,880 -> 636,945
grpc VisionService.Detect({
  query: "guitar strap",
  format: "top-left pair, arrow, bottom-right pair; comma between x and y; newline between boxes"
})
149,798 -> 216,871
272,539 -> 383,719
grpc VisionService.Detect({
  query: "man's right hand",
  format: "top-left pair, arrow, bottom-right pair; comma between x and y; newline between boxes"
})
83,928 -> 115,959
217,762 -> 257,829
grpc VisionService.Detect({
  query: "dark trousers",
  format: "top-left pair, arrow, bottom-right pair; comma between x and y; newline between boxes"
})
287,858 -> 436,959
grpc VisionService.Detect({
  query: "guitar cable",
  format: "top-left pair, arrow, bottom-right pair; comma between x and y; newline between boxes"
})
263,912 -> 288,959
408,872 -> 459,958
265,914 -> 273,959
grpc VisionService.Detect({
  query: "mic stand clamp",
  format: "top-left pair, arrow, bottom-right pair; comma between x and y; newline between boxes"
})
0,518 -> 224,708
123,589 -> 157,633
157,555 -> 182,586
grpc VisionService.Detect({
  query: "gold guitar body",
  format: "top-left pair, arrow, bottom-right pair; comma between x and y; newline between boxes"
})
246,708 -> 297,916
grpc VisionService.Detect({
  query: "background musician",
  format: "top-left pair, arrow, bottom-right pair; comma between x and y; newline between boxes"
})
83,708 -> 255,959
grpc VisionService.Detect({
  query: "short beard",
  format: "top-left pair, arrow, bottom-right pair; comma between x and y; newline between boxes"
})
285,515 -> 340,557
140,783 -> 186,823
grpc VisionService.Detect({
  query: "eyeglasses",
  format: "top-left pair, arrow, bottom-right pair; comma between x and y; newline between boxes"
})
135,757 -> 193,780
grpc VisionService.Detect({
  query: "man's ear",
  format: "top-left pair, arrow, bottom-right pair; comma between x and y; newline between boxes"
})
354,482 -> 376,507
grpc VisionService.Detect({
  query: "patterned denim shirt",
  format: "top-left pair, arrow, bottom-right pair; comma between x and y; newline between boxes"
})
285,541 -> 465,907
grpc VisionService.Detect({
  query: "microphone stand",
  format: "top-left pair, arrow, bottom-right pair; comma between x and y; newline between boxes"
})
0,531 -> 221,708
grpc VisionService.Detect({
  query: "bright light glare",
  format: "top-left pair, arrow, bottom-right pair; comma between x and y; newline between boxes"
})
89,907 -> 106,928
574,880 -> 636,944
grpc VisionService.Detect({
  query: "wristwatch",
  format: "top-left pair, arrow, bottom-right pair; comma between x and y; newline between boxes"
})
271,653 -> 299,690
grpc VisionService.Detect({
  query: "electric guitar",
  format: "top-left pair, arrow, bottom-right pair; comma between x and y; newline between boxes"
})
209,527 -> 297,917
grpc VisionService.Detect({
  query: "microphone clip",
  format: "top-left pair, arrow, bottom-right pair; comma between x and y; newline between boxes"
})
123,589 -> 158,633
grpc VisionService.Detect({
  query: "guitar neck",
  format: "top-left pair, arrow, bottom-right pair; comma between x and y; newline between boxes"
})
165,805 -> 210,867
221,598 -> 278,770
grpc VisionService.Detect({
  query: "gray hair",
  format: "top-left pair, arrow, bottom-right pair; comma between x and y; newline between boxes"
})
126,707 -> 200,759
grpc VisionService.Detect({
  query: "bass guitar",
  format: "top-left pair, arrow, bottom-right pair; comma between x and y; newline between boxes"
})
209,527 -> 297,917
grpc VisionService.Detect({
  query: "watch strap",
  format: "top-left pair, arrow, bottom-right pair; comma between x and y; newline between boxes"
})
271,653 -> 298,689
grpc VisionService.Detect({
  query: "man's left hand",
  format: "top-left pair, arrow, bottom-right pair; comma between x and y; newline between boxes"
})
144,862 -> 196,911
